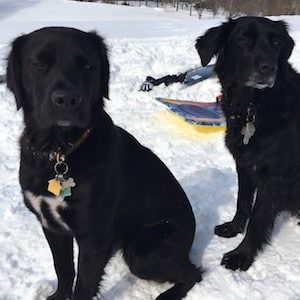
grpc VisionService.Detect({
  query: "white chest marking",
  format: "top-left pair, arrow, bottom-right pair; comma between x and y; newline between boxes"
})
25,191 -> 70,231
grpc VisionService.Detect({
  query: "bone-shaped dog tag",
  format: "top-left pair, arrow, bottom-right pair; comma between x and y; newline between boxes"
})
61,177 -> 76,189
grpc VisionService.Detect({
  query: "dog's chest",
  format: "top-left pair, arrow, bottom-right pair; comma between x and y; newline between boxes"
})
24,190 -> 71,232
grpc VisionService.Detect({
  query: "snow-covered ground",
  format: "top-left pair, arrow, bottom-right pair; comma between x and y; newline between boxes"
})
1,1 -> 300,299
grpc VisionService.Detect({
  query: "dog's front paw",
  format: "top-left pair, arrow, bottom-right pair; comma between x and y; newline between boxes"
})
215,221 -> 244,238
221,247 -> 254,271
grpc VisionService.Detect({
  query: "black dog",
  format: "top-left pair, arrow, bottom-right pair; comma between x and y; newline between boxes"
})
196,17 -> 300,271
7,27 -> 201,300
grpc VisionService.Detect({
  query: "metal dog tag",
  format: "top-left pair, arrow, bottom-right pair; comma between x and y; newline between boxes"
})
242,122 -> 256,145
246,122 -> 256,135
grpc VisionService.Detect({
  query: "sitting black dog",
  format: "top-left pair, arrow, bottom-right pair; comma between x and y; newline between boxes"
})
7,27 -> 201,300
196,17 -> 300,271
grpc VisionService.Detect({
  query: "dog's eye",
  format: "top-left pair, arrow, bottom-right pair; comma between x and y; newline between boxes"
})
75,56 -> 92,71
272,40 -> 280,47
239,35 -> 251,45
83,64 -> 92,70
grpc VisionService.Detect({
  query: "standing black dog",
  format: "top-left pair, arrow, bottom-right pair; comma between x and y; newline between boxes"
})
7,27 -> 201,300
196,17 -> 300,271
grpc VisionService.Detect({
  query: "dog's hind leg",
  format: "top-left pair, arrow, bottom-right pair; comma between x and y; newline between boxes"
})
156,281 -> 199,300
215,162 -> 256,238
123,222 -> 201,300
155,262 -> 202,300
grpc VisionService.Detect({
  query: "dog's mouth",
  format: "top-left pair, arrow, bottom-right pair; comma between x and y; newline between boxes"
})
44,115 -> 89,129
53,112 -> 87,128
245,75 -> 276,89
56,120 -> 72,127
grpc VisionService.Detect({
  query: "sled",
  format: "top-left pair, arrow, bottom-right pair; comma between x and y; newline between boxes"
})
156,97 -> 225,133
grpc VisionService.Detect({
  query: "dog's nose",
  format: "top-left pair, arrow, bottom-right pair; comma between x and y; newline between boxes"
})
258,61 -> 276,75
51,89 -> 82,109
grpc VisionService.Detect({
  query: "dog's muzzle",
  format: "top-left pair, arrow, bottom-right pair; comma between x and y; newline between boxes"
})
246,60 -> 277,89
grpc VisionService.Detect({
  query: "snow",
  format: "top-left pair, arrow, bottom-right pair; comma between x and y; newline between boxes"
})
0,0 -> 300,299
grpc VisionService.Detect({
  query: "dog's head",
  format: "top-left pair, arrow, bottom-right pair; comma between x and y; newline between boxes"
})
7,27 -> 109,129
195,17 -> 294,89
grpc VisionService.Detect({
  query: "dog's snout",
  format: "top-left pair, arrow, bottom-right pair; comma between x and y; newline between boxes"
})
51,89 -> 82,109
258,61 -> 276,75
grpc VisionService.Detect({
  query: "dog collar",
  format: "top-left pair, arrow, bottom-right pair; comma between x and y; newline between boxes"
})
48,128 -> 91,162
25,128 -> 91,161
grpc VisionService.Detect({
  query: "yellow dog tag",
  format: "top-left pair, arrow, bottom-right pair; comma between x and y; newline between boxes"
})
48,178 -> 62,196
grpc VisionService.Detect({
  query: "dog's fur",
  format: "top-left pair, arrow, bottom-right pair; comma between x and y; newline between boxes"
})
196,16 -> 300,271
7,27 -> 201,300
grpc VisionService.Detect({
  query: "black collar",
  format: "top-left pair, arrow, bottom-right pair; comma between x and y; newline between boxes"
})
25,128 -> 91,161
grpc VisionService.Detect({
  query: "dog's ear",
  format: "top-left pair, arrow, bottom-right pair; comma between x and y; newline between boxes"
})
89,31 -> 110,100
276,21 -> 294,62
7,35 -> 27,110
195,19 -> 235,66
